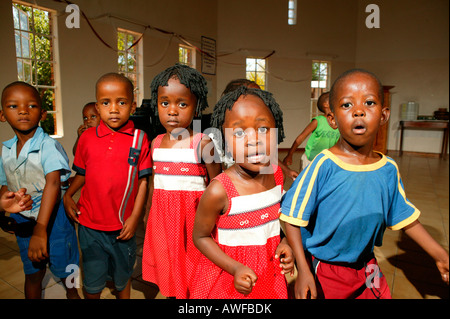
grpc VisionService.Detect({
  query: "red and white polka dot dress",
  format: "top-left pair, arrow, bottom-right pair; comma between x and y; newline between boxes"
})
190,165 -> 288,299
142,133 -> 208,298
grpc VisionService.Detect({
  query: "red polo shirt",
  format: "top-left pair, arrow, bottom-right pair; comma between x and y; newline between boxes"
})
73,120 -> 152,231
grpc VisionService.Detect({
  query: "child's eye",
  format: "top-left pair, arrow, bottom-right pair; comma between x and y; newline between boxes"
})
233,129 -> 246,138
258,127 -> 268,134
83,117 -> 88,121
28,104 -> 38,108
341,102 -> 352,109
160,101 -> 169,107
365,100 -> 376,106
7,104 -> 17,109
178,102 -> 188,108
118,101 -> 126,106
91,115 -> 97,119
102,101 -> 109,106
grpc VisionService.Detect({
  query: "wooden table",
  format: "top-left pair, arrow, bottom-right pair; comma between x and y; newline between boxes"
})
399,120 -> 449,158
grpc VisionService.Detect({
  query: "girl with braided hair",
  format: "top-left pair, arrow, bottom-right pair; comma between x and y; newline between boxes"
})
142,64 -> 221,298
191,86 -> 294,299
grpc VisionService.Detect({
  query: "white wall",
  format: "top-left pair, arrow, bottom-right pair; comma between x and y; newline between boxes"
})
355,0 -> 449,153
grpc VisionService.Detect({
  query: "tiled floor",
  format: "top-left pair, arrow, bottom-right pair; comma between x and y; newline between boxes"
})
0,151 -> 448,299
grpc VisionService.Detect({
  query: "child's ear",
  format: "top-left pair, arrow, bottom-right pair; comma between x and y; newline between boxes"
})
40,109 -> 47,122
380,107 -> 390,126
0,110 -> 6,122
130,101 -> 137,115
327,111 -> 338,129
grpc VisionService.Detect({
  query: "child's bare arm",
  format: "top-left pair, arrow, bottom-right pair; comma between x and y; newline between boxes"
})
117,177 -> 148,240
403,220 -> 449,284
285,222 -> 317,299
200,135 -> 222,180
193,180 -> 257,295
63,174 -> 85,223
283,120 -> 318,165
28,170 -> 61,263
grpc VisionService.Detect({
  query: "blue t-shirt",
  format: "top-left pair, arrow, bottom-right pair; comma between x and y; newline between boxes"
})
0,127 -> 71,220
280,149 -> 420,263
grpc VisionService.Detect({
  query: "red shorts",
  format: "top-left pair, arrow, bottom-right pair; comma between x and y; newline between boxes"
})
312,255 -> 392,299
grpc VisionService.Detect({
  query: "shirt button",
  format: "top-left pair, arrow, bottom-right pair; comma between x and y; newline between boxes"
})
109,147 -> 112,150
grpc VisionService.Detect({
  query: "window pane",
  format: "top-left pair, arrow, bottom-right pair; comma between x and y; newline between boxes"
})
23,61 -> 32,83
21,33 -> 31,58
34,8 -> 50,35
13,7 -> 20,29
17,60 -> 23,80
127,34 -> 135,48
19,10 -> 28,31
118,32 -> 125,51
36,61 -> 53,86
127,53 -> 136,72
39,87 -> 55,112
256,60 -> 265,72
246,59 -> 256,71
246,72 -> 256,82
118,52 -> 126,72
15,31 -> 22,56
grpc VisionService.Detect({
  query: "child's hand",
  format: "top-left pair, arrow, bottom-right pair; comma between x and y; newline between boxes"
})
77,124 -> 88,137
28,223 -> 48,262
233,264 -> 258,296
436,257 -> 449,285
117,214 -> 138,241
63,193 -> 80,223
294,268 -> 317,299
1,188 -> 33,213
275,240 -> 295,276
282,155 -> 293,166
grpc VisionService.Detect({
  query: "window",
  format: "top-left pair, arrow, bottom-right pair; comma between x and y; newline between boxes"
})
246,58 -> 266,90
179,44 -> 196,68
117,28 -> 143,105
310,60 -> 330,119
288,0 -> 297,25
12,2 -> 61,136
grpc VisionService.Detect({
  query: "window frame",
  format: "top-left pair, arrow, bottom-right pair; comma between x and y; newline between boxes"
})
288,0 -> 297,25
310,60 -> 331,119
178,44 -> 196,68
12,1 -> 63,137
246,57 -> 267,90
117,28 -> 143,106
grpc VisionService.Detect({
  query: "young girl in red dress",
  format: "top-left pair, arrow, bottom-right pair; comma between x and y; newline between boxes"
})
191,86 -> 294,299
142,64 -> 222,298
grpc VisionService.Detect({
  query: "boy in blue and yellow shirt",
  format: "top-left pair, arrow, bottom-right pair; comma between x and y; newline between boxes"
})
281,69 -> 449,299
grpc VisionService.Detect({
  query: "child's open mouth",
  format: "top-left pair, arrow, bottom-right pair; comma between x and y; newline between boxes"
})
352,122 -> 367,134
247,153 -> 266,163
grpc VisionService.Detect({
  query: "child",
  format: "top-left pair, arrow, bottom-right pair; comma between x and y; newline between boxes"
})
190,86 -> 294,299
214,78 -> 298,180
282,92 -> 339,171
142,64 -> 222,299
63,73 -> 152,299
0,81 -> 80,299
280,69 -> 449,299
72,102 -> 100,155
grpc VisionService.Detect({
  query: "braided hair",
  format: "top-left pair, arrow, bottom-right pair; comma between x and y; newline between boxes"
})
149,63 -> 209,119
210,85 -> 285,154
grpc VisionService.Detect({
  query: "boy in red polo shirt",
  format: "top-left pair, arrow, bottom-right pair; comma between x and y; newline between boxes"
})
63,73 -> 151,299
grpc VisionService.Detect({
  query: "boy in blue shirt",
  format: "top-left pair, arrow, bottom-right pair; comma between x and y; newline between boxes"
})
0,81 -> 79,299
281,69 -> 449,299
